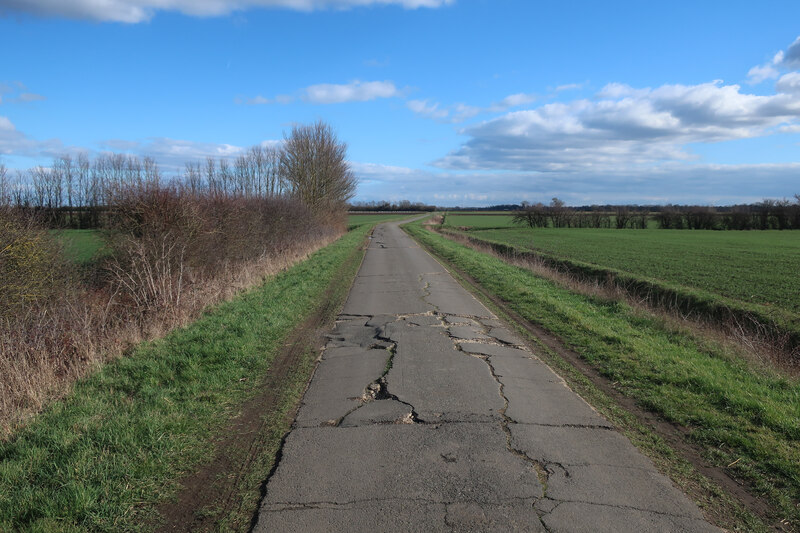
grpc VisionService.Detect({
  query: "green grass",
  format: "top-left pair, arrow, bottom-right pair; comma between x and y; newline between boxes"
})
443,213 -> 517,229
404,221 -> 800,528
52,229 -> 106,263
0,224 -> 371,532
463,227 -> 800,317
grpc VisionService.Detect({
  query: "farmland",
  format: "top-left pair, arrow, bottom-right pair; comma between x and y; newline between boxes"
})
52,229 -> 106,263
443,213 -> 518,229
443,218 -> 800,317
404,219 -> 800,529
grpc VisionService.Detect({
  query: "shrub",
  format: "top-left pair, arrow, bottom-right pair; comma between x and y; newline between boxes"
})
0,209 -> 70,317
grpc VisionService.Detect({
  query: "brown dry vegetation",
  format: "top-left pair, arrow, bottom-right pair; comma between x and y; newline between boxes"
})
0,121 -> 355,435
0,193 -> 341,434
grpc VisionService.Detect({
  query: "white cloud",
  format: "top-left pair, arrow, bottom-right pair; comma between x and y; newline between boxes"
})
408,92 -> 536,123
0,0 -> 453,23
554,83 -> 583,92
782,37 -> 800,68
407,99 -> 449,120
242,80 -> 401,105
302,80 -> 401,104
0,115 -> 64,157
490,92 -> 536,111
776,72 -> 800,94
747,36 -> 800,83
747,63 -> 779,84
98,137 -> 258,172
436,80 -> 800,172
246,95 -> 271,105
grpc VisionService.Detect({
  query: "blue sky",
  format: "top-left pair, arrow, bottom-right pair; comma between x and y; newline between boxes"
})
1,0 -> 800,205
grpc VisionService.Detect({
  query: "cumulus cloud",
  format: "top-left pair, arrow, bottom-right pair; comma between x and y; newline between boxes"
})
436,80 -> 800,172
0,0 -> 453,23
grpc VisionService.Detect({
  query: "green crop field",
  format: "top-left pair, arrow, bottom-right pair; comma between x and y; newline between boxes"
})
443,213 -> 516,229
52,229 -> 106,264
462,227 -> 800,317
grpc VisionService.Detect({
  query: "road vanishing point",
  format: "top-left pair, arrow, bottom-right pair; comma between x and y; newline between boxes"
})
254,220 -> 721,532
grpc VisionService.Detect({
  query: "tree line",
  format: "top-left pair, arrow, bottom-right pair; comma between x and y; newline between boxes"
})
0,120 -> 355,228
349,200 -> 436,212
510,197 -> 800,230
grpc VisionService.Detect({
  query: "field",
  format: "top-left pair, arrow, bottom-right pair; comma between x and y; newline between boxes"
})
443,213 -> 517,229
404,220 -> 800,529
52,229 -> 106,263
0,224 -> 371,532
464,227 -> 800,317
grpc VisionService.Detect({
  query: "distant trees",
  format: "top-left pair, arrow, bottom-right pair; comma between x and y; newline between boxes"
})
349,200 -> 435,212
512,201 -> 549,228
508,196 -> 800,231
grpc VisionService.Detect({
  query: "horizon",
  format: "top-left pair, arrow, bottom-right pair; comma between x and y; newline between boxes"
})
2,1 -> 800,206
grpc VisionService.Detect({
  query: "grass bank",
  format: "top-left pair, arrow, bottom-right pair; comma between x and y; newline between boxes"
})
0,223 -> 371,532
404,221 -> 799,531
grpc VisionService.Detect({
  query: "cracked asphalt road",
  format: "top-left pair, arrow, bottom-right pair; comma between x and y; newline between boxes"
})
253,221 -> 721,532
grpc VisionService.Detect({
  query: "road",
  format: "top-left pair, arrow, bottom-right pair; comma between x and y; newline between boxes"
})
254,221 -> 720,532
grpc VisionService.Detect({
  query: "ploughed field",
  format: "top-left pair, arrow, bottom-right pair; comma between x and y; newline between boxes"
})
444,214 -> 800,317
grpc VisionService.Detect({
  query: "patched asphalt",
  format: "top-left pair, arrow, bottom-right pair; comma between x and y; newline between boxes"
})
253,221 -> 721,532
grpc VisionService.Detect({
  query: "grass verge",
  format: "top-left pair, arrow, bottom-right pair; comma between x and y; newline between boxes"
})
441,227 -> 800,363
0,224 -> 371,532
404,220 -> 799,532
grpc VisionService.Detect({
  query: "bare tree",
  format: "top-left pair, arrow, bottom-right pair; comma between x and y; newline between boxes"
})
280,121 -> 356,214
549,197 -> 572,228
0,160 -> 8,207
54,155 -> 75,226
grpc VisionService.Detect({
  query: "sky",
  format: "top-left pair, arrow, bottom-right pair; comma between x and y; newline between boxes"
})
1,0 -> 800,206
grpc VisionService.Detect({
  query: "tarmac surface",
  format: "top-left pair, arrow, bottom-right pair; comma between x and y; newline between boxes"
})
254,221 -> 721,532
